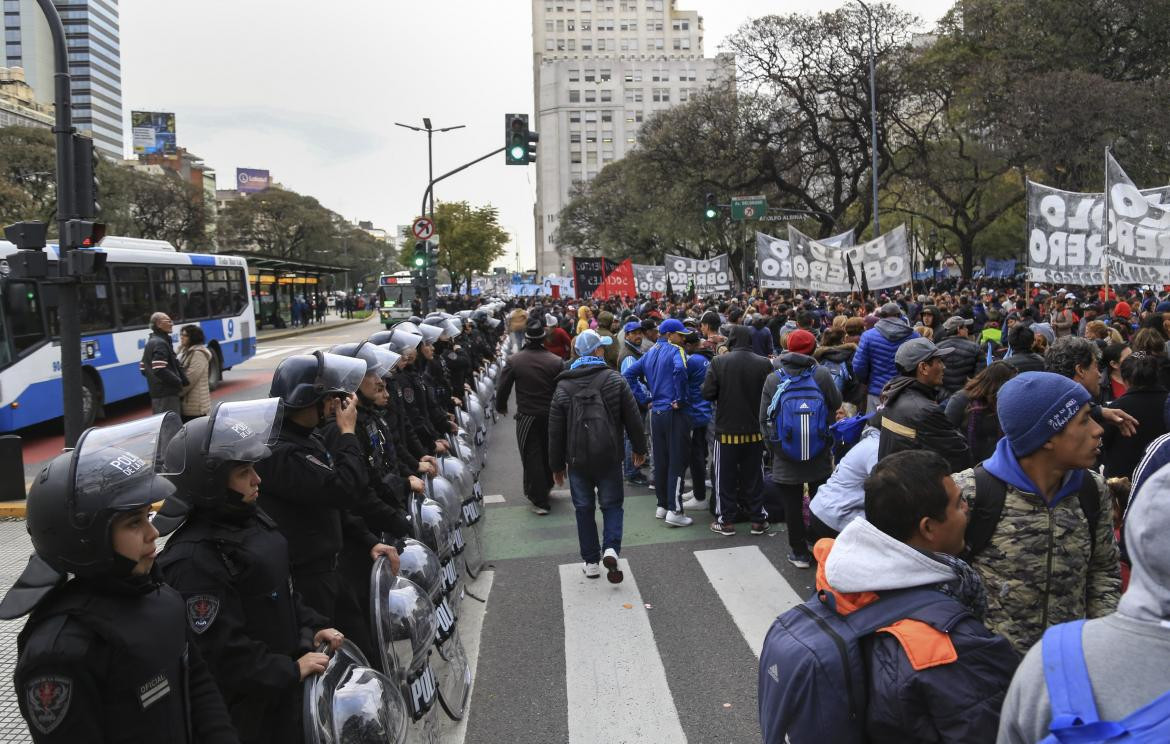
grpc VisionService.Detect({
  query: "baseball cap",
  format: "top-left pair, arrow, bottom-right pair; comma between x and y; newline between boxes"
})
879,302 -> 902,318
942,316 -> 974,332
658,318 -> 686,334
622,320 -> 642,334
895,337 -> 953,372
574,329 -> 612,357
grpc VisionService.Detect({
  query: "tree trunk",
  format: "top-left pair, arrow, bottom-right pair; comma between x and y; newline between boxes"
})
960,235 -> 975,282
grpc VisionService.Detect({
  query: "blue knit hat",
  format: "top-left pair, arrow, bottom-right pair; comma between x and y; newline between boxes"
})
997,372 -> 1092,456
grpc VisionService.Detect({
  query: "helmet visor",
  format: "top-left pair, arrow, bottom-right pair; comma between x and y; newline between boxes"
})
395,322 -> 421,336
373,345 -> 402,375
389,330 -> 423,353
71,412 -> 184,519
366,347 -> 399,379
206,397 -> 283,464
416,325 -> 442,344
443,319 -> 462,339
316,351 -> 366,396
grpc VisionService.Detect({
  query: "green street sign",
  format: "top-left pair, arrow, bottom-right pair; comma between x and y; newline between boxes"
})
730,195 -> 768,221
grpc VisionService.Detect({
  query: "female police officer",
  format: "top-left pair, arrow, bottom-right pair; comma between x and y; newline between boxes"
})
154,398 -> 346,744
0,414 -> 238,743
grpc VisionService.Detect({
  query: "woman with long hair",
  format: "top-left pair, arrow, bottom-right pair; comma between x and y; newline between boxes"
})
944,360 -> 1019,464
1099,342 -> 1131,405
1103,352 -> 1169,482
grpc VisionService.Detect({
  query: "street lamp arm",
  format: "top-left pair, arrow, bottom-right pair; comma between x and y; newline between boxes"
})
436,125 -> 467,133
394,122 -> 425,132
420,146 -> 507,219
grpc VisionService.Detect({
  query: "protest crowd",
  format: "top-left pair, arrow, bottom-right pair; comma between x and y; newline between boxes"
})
480,268 -> 1170,743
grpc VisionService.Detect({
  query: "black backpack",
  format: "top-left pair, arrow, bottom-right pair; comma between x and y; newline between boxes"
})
566,372 -> 621,471
962,465 -> 1100,562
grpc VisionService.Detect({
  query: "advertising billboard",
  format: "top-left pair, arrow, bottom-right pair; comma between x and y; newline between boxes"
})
130,111 -> 177,155
235,168 -> 271,193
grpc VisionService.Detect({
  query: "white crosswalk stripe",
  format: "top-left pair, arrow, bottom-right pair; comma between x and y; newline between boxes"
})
251,344 -> 313,360
695,545 -> 806,657
560,558 -> 687,744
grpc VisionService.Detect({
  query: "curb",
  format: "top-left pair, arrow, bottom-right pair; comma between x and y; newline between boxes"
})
255,315 -> 375,344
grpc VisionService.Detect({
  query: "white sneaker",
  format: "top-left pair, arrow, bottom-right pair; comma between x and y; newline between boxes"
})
602,548 -> 623,584
583,562 -> 601,578
655,507 -> 667,519
681,493 -> 707,511
664,511 -> 694,527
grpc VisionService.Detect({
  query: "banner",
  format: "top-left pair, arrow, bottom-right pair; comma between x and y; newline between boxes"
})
982,258 -> 1017,279
1027,179 -> 1170,285
541,275 -> 575,298
131,111 -> 177,155
572,256 -> 612,299
632,264 -> 666,295
592,259 -> 635,299
756,228 -> 855,289
756,226 -> 910,293
1105,153 -> 1170,285
236,168 -> 271,193
663,253 -> 732,293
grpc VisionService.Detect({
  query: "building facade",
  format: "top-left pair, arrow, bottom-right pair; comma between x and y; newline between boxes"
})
0,65 -> 53,128
3,0 -> 122,158
531,0 -> 733,276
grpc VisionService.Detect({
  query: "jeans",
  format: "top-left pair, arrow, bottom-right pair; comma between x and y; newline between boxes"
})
569,464 -> 625,564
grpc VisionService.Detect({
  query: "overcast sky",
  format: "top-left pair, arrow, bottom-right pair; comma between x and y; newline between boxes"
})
121,0 -> 946,271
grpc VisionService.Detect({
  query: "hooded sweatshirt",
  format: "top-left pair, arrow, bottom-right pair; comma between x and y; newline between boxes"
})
997,463 -> 1170,744
852,317 -> 920,395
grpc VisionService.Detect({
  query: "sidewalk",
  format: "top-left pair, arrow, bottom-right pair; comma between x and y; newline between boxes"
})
254,311 -> 374,342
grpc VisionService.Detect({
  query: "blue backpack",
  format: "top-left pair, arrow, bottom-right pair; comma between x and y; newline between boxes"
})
820,357 -> 852,394
829,412 -> 872,458
759,587 -> 964,744
766,368 -> 830,462
1039,620 -> 1170,743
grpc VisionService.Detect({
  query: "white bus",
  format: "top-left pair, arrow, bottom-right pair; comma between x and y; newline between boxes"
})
0,236 -> 257,431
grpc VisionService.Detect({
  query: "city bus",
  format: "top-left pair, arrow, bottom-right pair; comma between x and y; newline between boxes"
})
376,271 -> 418,328
0,236 -> 257,432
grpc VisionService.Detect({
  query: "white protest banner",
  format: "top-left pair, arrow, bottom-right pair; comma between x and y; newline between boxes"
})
1105,153 -> 1170,285
633,264 -> 667,294
1027,179 -> 1170,286
771,225 -> 910,293
755,228 -> 856,289
664,253 -> 732,292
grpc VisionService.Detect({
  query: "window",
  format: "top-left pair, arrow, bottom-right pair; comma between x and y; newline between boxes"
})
569,68 -> 580,82
567,19 -> 575,30
584,68 -> 596,82
624,88 -> 643,103
652,37 -> 664,50
652,68 -> 667,81
179,268 -> 208,319
584,110 -> 598,123
556,38 -> 565,51
601,111 -> 613,122
621,38 -> 638,52
627,136 -> 636,144
112,266 -> 152,328
546,38 -> 556,51
569,90 -> 580,103
595,38 -> 605,51
621,19 -> 637,31
570,133 -> 582,143
4,281 -> 44,356
679,87 -> 689,101
567,38 -> 576,51
586,134 -> 597,144
600,67 -> 612,81
570,111 -> 581,123
205,269 -> 230,318
150,267 -> 182,322
581,38 -> 591,51
580,19 -> 590,30
650,20 -> 664,31
571,151 -> 582,164
653,87 -> 670,102
584,90 -> 596,102
672,20 -> 689,31
675,37 -> 690,50
556,19 -> 565,31
600,89 -> 612,102
545,20 -> 554,31
580,0 -> 592,10
624,69 -> 642,83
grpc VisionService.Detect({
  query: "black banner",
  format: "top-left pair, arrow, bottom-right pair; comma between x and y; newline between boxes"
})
572,256 -> 612,299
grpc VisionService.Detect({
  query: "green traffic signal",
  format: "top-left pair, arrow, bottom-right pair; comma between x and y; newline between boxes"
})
414,255 -> 425,267
703,193 -> 719,221
505,114 -> 532,165
704,207 -> 718,220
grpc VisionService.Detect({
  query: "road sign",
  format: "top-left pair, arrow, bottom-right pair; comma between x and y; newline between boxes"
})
412,218 -> 435,240
759,213 -> 808,222
730,195 -> 768,221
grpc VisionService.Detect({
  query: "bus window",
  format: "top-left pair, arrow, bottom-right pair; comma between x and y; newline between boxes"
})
179,268 -> 207,319
79,268 -> 114,333
206,268 -> 231,317
113,266 -> 152,328
150,267 -> 182,322
3,281 -> 45,356
228,268 -> 248,314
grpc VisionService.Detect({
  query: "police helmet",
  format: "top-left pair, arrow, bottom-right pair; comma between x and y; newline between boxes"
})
330,341 -> 398,379
25,414 -> 183,578
270,350 -> 366,408
367,330 -> 393,346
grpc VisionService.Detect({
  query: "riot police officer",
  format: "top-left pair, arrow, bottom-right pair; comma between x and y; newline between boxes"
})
0,414 -> 238,743
255,351 -> 399,667
155,398 -> 346,744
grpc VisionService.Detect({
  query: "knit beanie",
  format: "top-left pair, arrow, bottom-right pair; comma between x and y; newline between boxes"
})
997,372 -> 1092,457
785,329 -> 816,355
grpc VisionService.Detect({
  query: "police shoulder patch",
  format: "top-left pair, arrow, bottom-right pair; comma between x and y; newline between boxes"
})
186,594 -> 220,634
403,386 -> 415,403
25,675 -> 72,734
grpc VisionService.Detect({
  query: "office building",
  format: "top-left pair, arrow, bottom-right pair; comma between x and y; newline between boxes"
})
531,0 -> 733,276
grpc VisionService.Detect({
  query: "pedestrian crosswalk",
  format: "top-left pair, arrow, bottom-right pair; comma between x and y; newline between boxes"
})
459,543 -> 814,743
249,344 -> 315,360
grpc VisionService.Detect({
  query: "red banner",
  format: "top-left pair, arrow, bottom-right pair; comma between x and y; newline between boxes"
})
593,258 -> 636,299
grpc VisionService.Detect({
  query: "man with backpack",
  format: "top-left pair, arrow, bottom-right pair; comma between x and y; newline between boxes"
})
759,329 -> 842,566
549,330 -> 648,582
952,371 -> 1120,655
759,450 -> 1019,744
997,461 -> 1170,744
878,337 -> 971,472
701,325 -> 774,536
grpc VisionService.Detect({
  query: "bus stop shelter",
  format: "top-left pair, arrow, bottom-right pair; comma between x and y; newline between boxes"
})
242,254 -> 349,329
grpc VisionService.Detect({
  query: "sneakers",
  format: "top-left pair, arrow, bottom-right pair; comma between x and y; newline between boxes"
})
710,521 -> 735,537
531,505 -> 550,515
681,493 -> 707,511
751,522 -> 771,536
602,548 -> 623,584
583,562 -> 601,578
664,511 -> 693,527
786,552 -> 813,569
626,474 -> 650,487
655,507 -> 667,519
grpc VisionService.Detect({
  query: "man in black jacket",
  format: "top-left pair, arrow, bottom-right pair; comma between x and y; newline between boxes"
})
937,316 -> 979,397
878,338 -> 972,472
549,330 -> 647,583
702,325 -> 773,532
141,312 -> 187,415
496,317 -> 565,514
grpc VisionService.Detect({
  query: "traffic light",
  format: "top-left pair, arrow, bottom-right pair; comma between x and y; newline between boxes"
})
505,114 -> 529,165
703,193 -> 719,221
72,134 -> 100,219
3,221 -> 49,278
526,127 -> 539,164
413,241 -> 427,269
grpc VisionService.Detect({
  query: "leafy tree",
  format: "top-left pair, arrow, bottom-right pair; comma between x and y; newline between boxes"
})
397,201 -> 508,294
0,126 -> 58,226
217,188 -> 336,260
99,163 -> 210,250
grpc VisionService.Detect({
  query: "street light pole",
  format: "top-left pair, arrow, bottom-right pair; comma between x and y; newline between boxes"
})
856,0 -> 880,237
395,118 -> 466,221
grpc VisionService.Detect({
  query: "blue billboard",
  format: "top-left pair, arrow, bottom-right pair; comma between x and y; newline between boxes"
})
235,168 -> 271,193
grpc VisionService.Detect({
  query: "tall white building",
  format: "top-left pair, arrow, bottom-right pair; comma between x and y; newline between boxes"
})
531,0 -> 733,276
3,0 -> 122,158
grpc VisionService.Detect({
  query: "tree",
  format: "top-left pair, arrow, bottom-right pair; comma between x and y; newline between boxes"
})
398,201 -> 508,294
217,189 -> 336,260
0,126 -> 59,226
99,164 -> 210,250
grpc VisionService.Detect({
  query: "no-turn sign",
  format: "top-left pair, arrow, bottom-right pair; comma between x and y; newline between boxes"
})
412,218 -> 435,240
